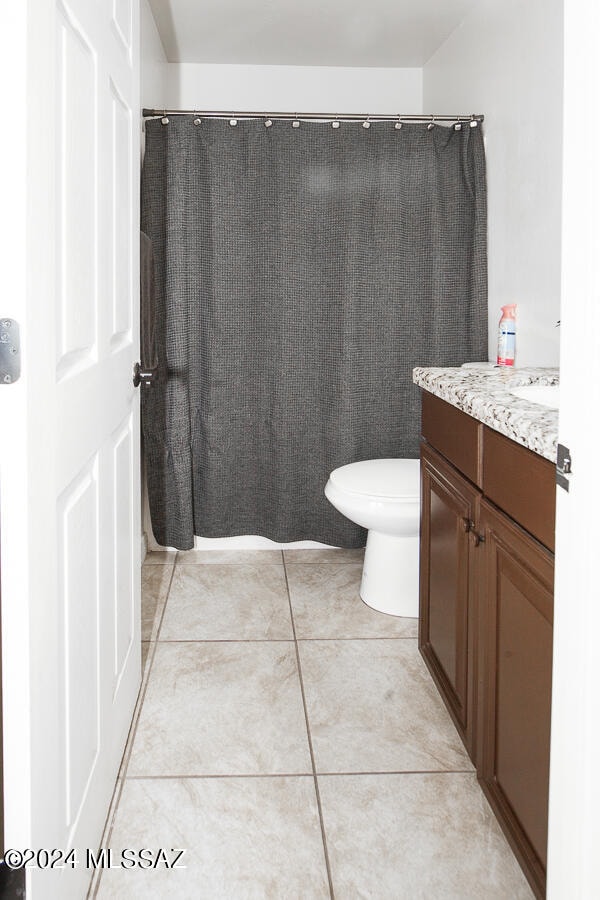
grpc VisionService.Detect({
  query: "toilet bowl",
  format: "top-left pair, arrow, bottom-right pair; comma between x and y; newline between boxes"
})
324,458 -> 420,617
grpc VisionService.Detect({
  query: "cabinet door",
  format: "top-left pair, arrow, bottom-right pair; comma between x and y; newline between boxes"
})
479,499 -> 553,899
419,443 -> 480,755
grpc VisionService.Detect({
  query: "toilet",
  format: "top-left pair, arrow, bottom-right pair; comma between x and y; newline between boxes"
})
324,458 -> 421,618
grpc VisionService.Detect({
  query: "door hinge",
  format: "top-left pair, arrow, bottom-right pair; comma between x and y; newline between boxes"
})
0,318 -> 21,384
556,443 -> 571,492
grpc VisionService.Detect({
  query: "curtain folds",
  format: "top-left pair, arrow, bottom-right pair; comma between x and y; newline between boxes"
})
141,117 -> 487,550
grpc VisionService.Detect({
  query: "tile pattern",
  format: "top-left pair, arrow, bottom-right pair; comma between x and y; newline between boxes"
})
412,365 -> 559,461
160,563 -> 292,640
97,776 -> 330,899
318,772 -> 533,899
299,639 -> 471,773
286,562 -> 416,638
95,549 -> 533,899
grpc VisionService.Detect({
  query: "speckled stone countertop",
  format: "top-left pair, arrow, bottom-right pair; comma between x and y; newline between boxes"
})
412,365 -> 559,462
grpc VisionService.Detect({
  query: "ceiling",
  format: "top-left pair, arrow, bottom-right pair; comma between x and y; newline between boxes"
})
148,0 -> 480,67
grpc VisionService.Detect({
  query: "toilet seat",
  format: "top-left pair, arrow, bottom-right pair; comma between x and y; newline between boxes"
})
329,458 -> 420,500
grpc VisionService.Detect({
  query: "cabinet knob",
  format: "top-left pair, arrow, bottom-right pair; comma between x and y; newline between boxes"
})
461,517 -> 472,532
470,530 -> 485,547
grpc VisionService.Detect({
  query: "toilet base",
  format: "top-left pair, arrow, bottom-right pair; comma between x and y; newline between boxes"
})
360,530 -> 419,618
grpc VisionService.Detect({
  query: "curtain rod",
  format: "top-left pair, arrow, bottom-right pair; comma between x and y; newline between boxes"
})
142,109 -> 484,124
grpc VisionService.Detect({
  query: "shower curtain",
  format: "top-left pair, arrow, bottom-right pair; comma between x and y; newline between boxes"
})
141,117 -> 487,550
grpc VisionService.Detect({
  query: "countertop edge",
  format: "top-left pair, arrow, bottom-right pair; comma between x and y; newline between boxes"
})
412,366 -> 559,463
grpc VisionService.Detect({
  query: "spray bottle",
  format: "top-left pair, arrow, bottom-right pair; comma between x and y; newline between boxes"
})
497,304 -> 517,366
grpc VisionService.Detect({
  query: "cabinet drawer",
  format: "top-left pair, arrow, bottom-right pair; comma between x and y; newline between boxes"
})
421,391 -> 483,487
483,427 -> 556,552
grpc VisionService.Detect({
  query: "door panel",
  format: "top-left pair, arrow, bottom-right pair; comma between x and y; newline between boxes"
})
56,0 -> 98,379
419,442 -> 479,754
58,460 -> 101,833
0,1 -> 141,897
479,499 -> 553,898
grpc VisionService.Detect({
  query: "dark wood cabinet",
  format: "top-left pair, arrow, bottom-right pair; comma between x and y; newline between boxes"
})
420,442 -> 479,757
478,499 -> 553,896
419,390 -> 555,899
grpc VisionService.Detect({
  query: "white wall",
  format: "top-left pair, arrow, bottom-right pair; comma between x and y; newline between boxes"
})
140,0 -> 168,554
163,63 -> 422,114
424,0 -> 563,367
141,0 -> 168,109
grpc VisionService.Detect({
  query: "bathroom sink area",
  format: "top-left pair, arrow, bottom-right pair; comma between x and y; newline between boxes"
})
508,384 -> 559,408
412,366 -> 559,461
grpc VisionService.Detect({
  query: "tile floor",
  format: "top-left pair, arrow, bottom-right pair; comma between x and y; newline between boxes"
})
93,549 -> 533,899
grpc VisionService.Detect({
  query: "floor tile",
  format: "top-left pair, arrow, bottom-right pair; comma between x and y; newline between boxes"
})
287,563 -> 417,639
96,776 -> 330,899
284,548 -> 365,565
143,550 -> 177,566
298,640 -> 471,773
141,565 -> 172,641
160,564 -> 293,641
127,642 -> 312,776
318,773 -> 533,899
177,549 -> 283,565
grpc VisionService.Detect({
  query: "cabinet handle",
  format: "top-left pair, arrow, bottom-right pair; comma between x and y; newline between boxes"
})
470,530 -> 485,547
461,517 -> 472,532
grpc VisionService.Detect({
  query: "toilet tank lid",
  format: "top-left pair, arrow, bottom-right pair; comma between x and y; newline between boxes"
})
329,458 -> 420,498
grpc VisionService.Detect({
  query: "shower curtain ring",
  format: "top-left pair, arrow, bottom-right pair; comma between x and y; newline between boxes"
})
331,118 -> 340,129
292,114 -> 300,128
193,112 -> 201,126
264,117 -> 273,127
229,115 -> 238,126
362,117 -> 371,129
470,114 -> 478,128
427,115 -> 435,130
394,116 -> 403,130
161,109 -> 169,125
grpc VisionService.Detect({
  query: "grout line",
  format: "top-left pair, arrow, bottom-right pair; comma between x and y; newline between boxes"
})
154,638 -> 296,644
294,635 -> 417,641
313,769 -> 476,777
87,776 -> 126,899
117,564 -> 178,780
175,563 -> 288,568
92,563 -> 181,893
125,772 -> 317,780
151,636 -> 416,643
152,561 -> 178,643
283,554 -> 336,900
122,768 -> 476,781
150,636 -> 417,643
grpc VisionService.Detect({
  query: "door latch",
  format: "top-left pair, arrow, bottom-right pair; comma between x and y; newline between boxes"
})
0,318 -> 21,384
556,443 -> 571,492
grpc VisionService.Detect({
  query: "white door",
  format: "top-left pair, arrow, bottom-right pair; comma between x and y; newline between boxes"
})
0,1 -> 141,898
546,0 -> 600,896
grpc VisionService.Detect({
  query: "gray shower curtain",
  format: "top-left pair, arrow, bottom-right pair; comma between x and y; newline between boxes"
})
141,117 -> 487,550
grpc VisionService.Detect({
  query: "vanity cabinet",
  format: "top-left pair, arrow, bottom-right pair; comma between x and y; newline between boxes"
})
420,442 -> 479,757
419,390 -> 555,899
478,499 -> 553,893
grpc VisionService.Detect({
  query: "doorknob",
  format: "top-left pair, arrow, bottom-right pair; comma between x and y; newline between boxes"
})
133,361 -> 156,387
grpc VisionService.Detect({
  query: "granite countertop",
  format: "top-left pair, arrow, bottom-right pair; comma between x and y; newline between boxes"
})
412,365 -> 559,462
